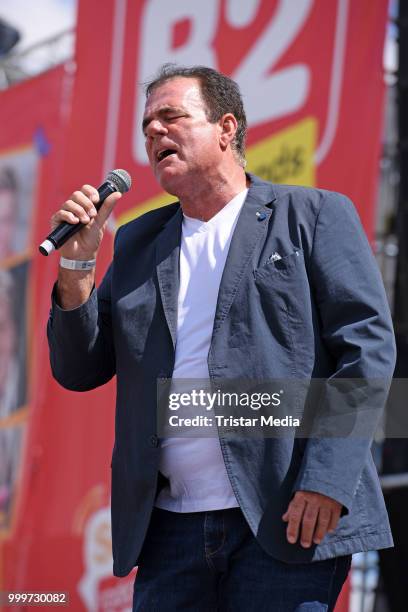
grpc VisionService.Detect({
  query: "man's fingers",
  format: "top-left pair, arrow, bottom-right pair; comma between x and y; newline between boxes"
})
71,190 -> 98,218
51,209 -> 80,230
283,491 -> 343,547
328,507 -> 341,533
312,507 -> 332,544
65,200 -> 93,224
300,503 -> 319,548
81,184 -> 100,205
52,185 -> 121,230
51,185 -> 122,234
52,189 -> 98,229
284,496 -> 306,544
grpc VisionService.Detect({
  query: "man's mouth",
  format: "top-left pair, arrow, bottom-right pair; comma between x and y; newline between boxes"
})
157,149 -> 177,163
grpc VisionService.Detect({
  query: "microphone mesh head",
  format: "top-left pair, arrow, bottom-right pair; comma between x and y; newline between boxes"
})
107,169 -> 132,193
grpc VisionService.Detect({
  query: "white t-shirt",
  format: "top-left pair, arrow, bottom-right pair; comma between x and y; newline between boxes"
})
155,189 -> 248,512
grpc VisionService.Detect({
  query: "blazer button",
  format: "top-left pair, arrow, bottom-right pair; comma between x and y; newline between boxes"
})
149,435 -> 159,447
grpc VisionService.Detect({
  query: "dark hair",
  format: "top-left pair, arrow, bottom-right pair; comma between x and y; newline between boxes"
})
145,64 -> 247,167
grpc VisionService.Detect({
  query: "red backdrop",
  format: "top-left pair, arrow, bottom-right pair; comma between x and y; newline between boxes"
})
0,1 -> 388,610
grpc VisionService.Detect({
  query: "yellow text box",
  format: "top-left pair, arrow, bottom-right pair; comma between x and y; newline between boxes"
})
246,117 -> 317,187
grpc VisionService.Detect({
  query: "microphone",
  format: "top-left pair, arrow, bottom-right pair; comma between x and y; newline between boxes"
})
39,169 -> 132,256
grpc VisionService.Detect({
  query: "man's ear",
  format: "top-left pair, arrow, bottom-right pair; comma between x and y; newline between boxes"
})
219,113 -> 238,151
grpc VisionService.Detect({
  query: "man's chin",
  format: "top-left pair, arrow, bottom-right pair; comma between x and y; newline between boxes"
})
156,170 -> 183,196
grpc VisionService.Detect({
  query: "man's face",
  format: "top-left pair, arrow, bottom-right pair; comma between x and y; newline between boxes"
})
143,77 -> 223,195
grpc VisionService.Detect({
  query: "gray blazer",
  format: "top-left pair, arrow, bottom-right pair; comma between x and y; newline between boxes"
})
48,174 -> 396,577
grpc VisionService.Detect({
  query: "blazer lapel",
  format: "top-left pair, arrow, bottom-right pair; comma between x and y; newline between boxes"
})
211,177 -> 277,338
155,206 -> 183,348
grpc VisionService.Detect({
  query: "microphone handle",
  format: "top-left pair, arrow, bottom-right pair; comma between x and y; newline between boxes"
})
39,181 -> 116,256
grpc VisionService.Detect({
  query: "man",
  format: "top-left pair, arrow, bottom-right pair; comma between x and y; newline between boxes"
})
48,65 -> 396,611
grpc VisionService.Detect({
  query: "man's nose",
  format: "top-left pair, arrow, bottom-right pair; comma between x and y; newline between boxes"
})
145,119 -> 168,138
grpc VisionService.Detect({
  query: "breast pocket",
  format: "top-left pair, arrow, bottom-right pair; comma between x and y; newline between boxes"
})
254,249 -> 303,281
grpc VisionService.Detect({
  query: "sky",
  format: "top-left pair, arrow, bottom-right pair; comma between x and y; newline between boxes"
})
0,0 -> 77,52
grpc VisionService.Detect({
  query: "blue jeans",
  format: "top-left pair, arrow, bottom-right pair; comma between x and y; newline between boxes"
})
133,507 -> 351,611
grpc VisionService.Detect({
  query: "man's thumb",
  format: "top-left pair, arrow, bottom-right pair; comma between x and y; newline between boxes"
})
97,191 -> 122,224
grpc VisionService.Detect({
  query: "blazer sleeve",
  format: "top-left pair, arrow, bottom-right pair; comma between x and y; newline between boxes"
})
293,192 -> 396,511
47,257 -> 116,392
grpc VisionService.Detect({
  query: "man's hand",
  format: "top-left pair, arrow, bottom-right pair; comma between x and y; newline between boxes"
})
282,491 -> 342,548
52,184 -> 122,310
51,184 -> 122,261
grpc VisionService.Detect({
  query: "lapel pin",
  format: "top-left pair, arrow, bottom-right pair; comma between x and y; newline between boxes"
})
256,211 -> 267,221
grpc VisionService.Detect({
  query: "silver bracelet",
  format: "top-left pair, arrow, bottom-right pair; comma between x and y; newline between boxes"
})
60,256 -> 96,270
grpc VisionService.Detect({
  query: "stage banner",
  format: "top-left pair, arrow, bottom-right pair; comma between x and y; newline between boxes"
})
0,64 -> 77,601
64,0 -> 388,238
3,1 -> 388,611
